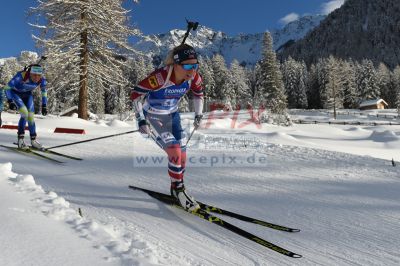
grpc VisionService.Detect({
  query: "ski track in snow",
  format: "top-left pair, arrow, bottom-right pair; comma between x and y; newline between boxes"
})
1,112 -> 400,266
0,163 -> 161,266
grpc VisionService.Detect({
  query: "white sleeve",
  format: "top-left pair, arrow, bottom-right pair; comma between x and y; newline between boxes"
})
132,96 -> 145,120
193,96 -> 204,116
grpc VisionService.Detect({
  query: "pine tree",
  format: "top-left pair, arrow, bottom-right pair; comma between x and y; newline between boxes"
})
341,60 -> 358,109
391,66 -> 400,112
298,60 -> 308,108
397,97 -> 400,114
255,32 -> 288,124
197,56 -> 215,111
211,54 -> 233,110
357,59 -> 380,101
0,58 -> 21,86
377,63 -> 392,106
247,63 -> 261,100
30,0 -> 139,119
389,65 -> 400,109
306,63 -> 322,109
282,57 -> 297,108
315,58 -> 330,110
397,92 -> 400,114
282,57 -> 308,109
230,59 -> 252,109
128,56 -> 153,86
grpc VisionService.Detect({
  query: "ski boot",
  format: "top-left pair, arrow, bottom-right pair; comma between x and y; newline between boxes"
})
17,135 -> 28,150
31,136 -> 44,150
171,181 -> 200,212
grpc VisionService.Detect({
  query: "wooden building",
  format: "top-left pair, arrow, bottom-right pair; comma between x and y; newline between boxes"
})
359,99 -> 388,110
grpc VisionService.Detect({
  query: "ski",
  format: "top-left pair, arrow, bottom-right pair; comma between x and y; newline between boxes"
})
200,203 -> 300,232
31,147 -> 82,160
12,143 -> 82,160
128,185 -> 299,232
128,185 -> 302,258
0,144 -> 64,163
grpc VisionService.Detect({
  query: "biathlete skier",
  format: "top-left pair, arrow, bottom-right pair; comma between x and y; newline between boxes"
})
3,64 -> 48,149
131,44 -> 204,212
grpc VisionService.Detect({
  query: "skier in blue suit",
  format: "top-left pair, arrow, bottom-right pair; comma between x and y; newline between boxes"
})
3,64 -> 48,149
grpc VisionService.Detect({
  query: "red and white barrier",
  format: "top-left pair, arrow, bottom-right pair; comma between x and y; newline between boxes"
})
54,127 -> 86,134
1,125 -> 29,130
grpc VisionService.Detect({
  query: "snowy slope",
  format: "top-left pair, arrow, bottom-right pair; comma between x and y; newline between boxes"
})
1,111 -> 400,266
0,163 -> 116,266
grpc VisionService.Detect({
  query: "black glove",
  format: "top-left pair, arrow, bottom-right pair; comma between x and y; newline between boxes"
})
138,119 -> 150,137
193,114 -> 203,129
8,100 -> 17,111
42,105 -> 48,116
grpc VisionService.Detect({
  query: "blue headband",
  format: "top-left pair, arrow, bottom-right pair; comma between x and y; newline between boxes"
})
30,66 -> 43,75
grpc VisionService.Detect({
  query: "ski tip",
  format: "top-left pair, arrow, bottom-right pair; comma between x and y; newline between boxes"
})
291,253 -> 302,258
290,228 -> 301,233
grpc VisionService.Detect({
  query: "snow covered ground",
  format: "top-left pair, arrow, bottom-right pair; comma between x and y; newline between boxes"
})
1,110 -> 400,266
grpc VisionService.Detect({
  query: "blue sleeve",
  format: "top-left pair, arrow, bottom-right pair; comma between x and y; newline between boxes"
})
4,72 -> 22,100
41,78 -> 48,105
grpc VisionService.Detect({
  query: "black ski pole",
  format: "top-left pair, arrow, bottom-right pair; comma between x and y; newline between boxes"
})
186,127 -> 197,146
23,55 -> 47,71
181,18 -> 199,146
181,18 -> 199,45
37,55 -> 47,65
47,130 -> 139,150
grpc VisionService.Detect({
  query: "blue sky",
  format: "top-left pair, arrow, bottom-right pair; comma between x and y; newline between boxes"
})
0,0 -> 344,58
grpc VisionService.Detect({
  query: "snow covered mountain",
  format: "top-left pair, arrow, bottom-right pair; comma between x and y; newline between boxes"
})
133,15 -> 326,66
0,16 -> 324,67
272,15 -> 326,51
280,0 -> 400,68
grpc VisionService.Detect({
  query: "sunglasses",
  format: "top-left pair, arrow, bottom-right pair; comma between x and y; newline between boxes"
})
180,63 -> 199,70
